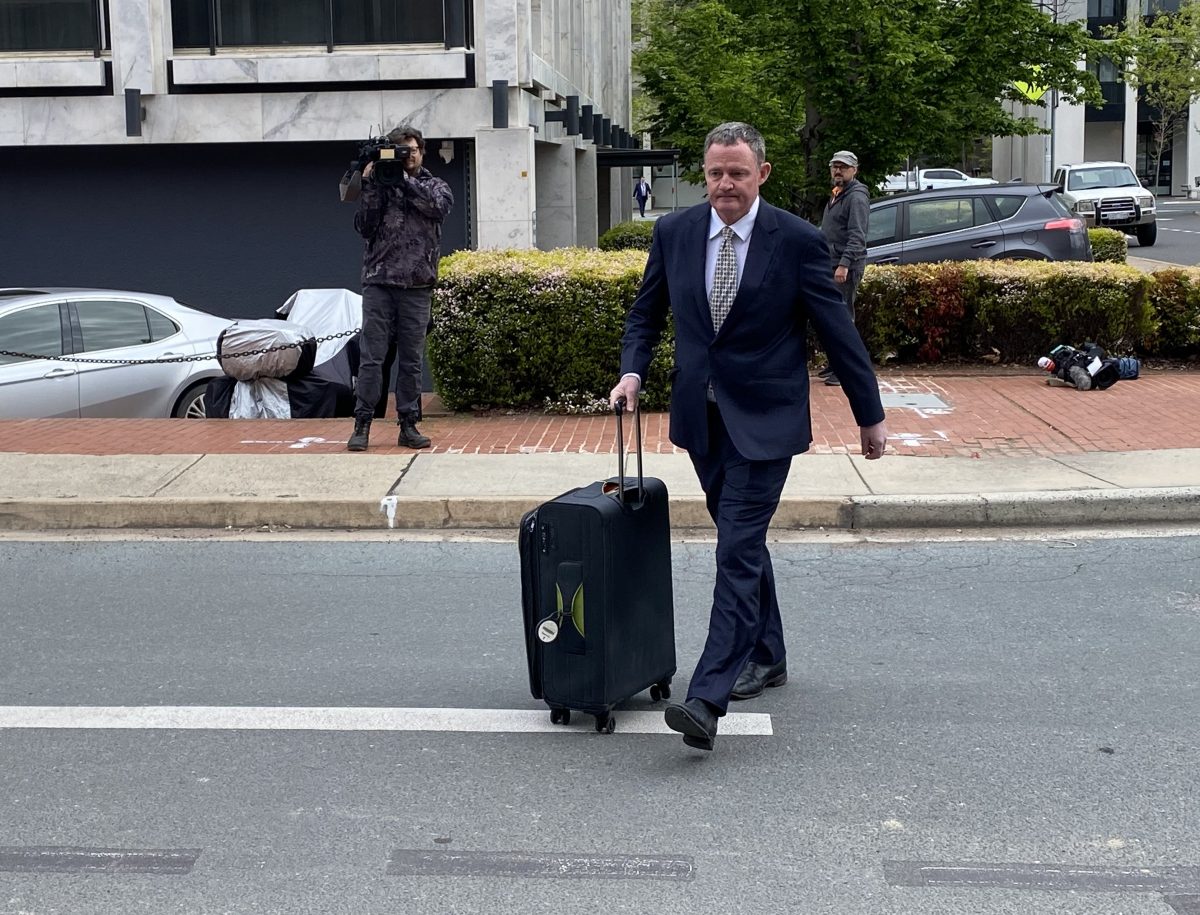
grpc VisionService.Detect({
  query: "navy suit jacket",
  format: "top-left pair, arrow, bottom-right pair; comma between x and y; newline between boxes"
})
620,200 -> 885,461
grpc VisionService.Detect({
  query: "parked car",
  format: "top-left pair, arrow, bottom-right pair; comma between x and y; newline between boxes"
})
1052,161 -> 1157,246
0,288 -> 228,419
865,183 -> 1092,266
881,168 -> 999,194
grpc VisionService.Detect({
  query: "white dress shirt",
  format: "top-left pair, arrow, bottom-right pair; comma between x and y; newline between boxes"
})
622,196 -> 762,390
705,195 -> 760,298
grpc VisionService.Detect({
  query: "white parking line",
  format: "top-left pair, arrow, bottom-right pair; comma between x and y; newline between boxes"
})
0,705 -> 773,736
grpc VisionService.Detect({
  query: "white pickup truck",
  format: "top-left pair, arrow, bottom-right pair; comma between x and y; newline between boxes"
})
881,168 -> 999,194
1052,161 -> 1157,246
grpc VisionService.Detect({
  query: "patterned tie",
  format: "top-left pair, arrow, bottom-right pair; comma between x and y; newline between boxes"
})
709,225 -> 737,333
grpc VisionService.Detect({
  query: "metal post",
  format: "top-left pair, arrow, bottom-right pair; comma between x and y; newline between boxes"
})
581,104 -> 594,140
207,0 -> 217,55
325,0 -> 334,52
492,80 -> 509,128
92,0 -> 102,57
566,95 -> 579,135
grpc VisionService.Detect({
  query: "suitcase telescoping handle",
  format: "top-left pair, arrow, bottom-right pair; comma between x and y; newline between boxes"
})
612,397 -> 644,505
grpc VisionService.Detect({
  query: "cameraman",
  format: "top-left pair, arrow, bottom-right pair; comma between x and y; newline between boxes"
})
348,125 -> 454,452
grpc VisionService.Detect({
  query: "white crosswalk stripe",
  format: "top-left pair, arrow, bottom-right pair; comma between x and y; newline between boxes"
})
0,705 -> 774,735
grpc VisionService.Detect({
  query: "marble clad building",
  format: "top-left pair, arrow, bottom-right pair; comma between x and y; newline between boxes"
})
0,1 -> 636,318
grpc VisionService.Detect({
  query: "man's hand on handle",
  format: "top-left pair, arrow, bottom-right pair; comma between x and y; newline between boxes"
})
860,420 -> 888,460
609,375 -> 640,413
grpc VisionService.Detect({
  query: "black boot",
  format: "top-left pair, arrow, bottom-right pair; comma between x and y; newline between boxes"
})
347,417 -> 371,452
398,414 -> 431,449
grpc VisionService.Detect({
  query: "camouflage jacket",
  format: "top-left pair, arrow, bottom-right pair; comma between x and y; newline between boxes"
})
355,167 -> 454,288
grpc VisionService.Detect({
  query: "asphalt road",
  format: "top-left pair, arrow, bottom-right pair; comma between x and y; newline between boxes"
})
0,534 -> 1197,914
1138,200 -> 1200,265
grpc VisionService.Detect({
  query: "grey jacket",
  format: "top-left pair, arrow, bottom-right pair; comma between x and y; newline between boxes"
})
819,178 -> 870,269
355,167 -> 454,288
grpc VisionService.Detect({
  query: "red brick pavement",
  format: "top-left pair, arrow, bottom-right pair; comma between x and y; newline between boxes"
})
2,371 -> 1198,458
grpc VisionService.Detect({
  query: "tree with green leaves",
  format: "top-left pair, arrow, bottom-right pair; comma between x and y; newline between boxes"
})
636,0 -> 1105,218
1107,0 -> 1200,191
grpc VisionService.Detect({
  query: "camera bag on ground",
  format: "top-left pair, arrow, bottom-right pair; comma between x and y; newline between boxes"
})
1046,343 -> 1120,391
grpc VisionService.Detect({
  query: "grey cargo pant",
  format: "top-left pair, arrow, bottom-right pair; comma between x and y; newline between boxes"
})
354,283 -> 431,422
838,263 -> 865,320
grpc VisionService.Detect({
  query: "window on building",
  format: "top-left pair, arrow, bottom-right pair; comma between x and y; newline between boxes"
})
172,0 -> 445,49
0,0 -> 107,53
1086,56 -> 1121,82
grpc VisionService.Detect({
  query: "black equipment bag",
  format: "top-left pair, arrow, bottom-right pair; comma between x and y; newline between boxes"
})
519,400 -> 676,734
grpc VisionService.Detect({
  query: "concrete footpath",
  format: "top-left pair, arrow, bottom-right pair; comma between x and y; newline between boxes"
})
2,369 -> 1200,532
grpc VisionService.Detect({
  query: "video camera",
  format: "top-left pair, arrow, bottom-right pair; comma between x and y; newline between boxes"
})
338,133 -> 413,202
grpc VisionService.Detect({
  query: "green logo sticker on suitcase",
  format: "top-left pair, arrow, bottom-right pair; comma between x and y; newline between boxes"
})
555,581 -> 585,637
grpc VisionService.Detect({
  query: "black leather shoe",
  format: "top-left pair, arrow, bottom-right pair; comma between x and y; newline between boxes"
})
664,699 -> 718,751
730,659 -> 787,701
347,417 -> 371,452
398,416 -> 431,449
823,372 -> 841,386
817,365 -> 832,378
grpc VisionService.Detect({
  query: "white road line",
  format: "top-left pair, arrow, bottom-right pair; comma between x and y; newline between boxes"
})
0,706 -> 773,736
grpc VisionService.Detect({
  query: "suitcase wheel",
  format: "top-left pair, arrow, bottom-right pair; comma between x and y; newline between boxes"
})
594,713 -> 615,735
549,708 -> 571,726
649,680 -> 672,702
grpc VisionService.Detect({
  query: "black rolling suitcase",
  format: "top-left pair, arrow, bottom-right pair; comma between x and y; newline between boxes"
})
519,401 -> 676,733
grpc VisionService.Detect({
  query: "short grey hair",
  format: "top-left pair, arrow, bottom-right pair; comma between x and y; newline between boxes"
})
703,122 -> 766,165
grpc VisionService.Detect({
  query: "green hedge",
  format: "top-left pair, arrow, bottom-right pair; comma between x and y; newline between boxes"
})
1146,267 -> 1200,352
1088,227 -> 1128,263
856,261 -> 1154,362
429,248 -> 673,412
598,220 -> 655,251
429,251 -> 1196,412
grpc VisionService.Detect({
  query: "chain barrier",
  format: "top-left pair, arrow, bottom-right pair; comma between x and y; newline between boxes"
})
0,328 -> 362,367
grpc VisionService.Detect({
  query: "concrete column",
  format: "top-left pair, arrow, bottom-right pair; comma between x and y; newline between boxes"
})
575,145 -> 598,246
535,140 -> 577,249
1185,97 -> 1200,197
475,127 -> 537,249
1122,81 -> 1139,168
1054,96 -> 1086,170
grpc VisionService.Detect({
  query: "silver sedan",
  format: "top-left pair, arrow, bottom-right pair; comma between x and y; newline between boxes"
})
0,288 -> 229,419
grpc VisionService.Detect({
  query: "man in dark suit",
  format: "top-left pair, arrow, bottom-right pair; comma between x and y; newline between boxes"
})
609,122 -> 889,752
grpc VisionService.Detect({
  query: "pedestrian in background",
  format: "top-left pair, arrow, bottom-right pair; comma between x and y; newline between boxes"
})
347,125 -> 453,452
634,176 -> 651,218
818,150 -> 870,387
610,122 -> 888,752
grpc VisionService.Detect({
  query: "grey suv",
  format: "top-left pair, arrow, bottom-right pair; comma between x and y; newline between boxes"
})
866,183 -> 1092,265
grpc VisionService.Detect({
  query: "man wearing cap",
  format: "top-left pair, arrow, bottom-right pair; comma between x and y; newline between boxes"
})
819,151 -> 870,387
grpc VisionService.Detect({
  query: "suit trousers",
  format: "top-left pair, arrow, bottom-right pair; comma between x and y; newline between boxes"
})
354,283 -> 431,422
686,402 -> 792,714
